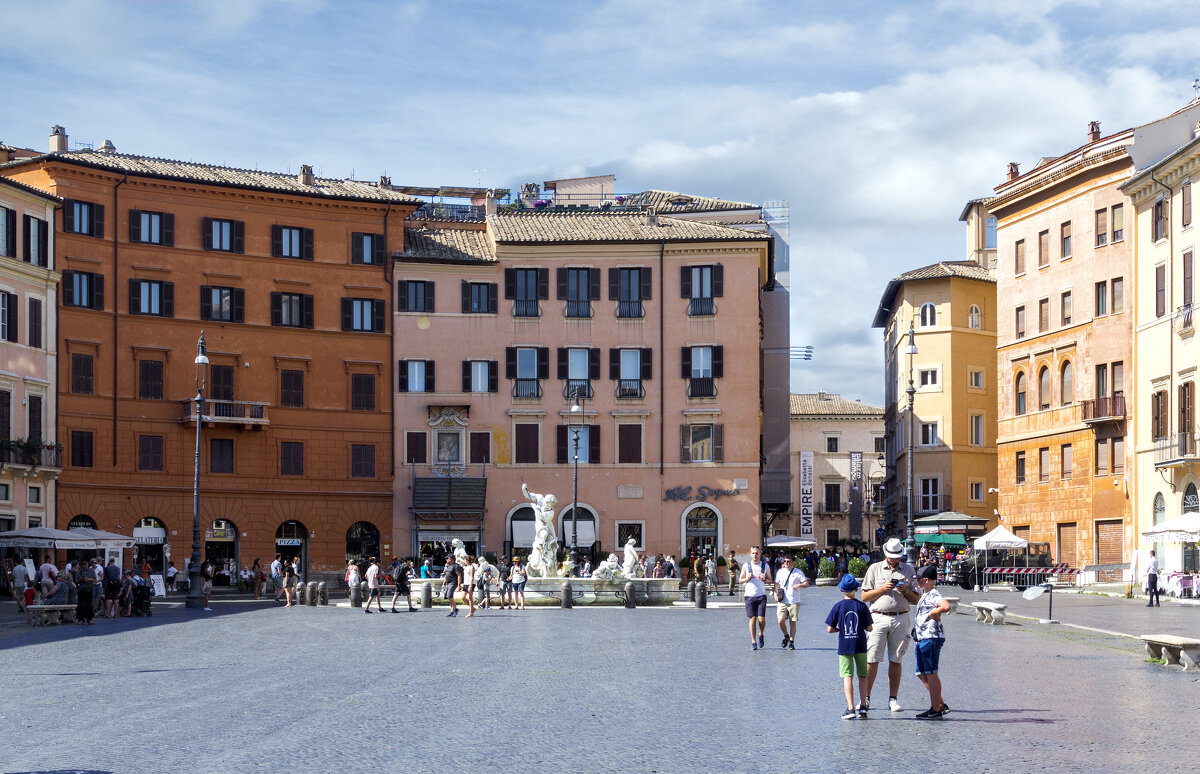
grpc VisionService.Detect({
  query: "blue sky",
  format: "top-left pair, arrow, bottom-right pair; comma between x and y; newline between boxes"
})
3,0 -> 1198,404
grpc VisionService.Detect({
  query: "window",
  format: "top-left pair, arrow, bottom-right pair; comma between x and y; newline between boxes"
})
0,292 -> 15,343
1015,372 -> 1027,415
129,210 -> 173,245
1156,264 -> 1167,318
1095,438 -> 1109,476
514,423 -> 540,464
969,413 -> 984,446
1111,277 -> 1124,313
1096,363 -> 1109,398
681,423 -> 723,463
1015,305 -> 1026,339
1060,221 -> 1071,259
1153,198 -> 1168,242
397,359 -> 432,393
351,232 -> 385,264
271,292 -> 314,328
874,436 -> 886,453
558,267 -> 598,318
1095,208 -> 1108,246
1111,203 -> 1124,242
1038,230 -> 1049,268
138,435 -> 164,471
27,395 -> 41,442
0,207 -> 13,258
1038,298 -> 1049,333
351,373 -> 376,411
210,438 -> 234,474
1014,239 -> 1025,274
281,442 -> 304,476
64,199 -> 104,237
1095,281 -> 1108,317
1109,437 -> 1122,474
405,431 -> 427,464
70,430 -> 93,468
968,304 -> 981,329
1015,451 -> 1026,484
0,389 -> 9,441
823,483 -> 842,512
202,217 -> 244,253
1038,366 -> 1050,410
683,345 -> 722,398
970,481 -> 984,502
28,486 -> 41,504
1185,251 -> 1194,307
341,298 -> 385,332
1184,181 -> 1193,229
138,360 -> 163,400
558,347 -> 598,400
1060,291 -> 1072,326
969,369 -> 984,389
506,267 -> 547,317
22,214 -> 49,266
129,279 -> 173,317
398,280 -> 435,313
1151,389 -> 1169,440
469,431 -> 491,464
826,436 -> 839,453
618,424 -> 642,463
919,303 -> 937,327
919,478 -> 939,512
1061,444 -> 1072,479
557,424 -> 598,464
280,369 -> 304,407
27,298 -> 42,348
1113,361 -> 1124,397
351,444 -> 375,478
462,360 -> 498,393
612,348 -> 652,399
1039,446 -> 1050,482
200,286 -> 244,322
918,368 -> 938,388
62,270 -> 104,310
507,346 -> 548,398
462,281 -> 498,314
683,264 -> 722,316
985,216 -> 997,249
1060,361 -> 1073,405
920,421 -> 939,446
70,353 -> 93,394
272,225 -> 312,259
612,267 -> 650,318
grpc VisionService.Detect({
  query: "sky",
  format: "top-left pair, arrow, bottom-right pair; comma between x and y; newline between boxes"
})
3,0 -> 1199,406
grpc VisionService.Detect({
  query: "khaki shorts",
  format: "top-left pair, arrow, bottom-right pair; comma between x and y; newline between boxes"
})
866,611 -> 910,664
776,602 -> 799,622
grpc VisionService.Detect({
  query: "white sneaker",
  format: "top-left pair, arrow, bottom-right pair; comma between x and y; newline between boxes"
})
889,697 -> 902,712
203,607 -> 212,611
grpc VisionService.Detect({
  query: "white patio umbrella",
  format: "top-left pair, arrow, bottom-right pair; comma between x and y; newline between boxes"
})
1140,512 -> 1200,543
764,535 -> 817,548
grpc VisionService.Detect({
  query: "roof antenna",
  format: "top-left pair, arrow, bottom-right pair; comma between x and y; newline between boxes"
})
1194,78 -> 1199,101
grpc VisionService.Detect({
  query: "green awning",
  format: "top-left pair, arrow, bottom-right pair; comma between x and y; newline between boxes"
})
914,533 -> 967,546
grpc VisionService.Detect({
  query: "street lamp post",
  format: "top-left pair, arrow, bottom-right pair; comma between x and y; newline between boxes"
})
905,321 -> 918,565
186,331 -> 209,610
869,457 -> 885,549
568,396 -> 583,575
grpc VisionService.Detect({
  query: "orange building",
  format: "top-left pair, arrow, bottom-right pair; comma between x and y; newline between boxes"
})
0,128 -> 418,583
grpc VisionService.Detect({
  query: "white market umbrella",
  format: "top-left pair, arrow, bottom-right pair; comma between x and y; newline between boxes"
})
1140,512 -> 1200,543
764,535 -> 817,548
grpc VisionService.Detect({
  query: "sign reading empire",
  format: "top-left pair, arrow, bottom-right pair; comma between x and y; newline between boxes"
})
800,451 -> 814,539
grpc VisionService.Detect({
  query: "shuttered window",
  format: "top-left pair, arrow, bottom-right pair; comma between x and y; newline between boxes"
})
405,431 -> 427,464
514,423 -> 540,464
1095,520 -> 1123,581
1057,522 -> 1077,566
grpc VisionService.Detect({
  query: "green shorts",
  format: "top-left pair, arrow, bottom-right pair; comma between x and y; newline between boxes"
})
838,652 -> 868,678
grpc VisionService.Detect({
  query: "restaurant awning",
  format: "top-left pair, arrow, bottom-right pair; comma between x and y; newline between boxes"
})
915,533 -> 967,546
0,526 -> 135,549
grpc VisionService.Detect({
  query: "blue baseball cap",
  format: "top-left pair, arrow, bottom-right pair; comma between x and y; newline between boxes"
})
837,574 -> 860,592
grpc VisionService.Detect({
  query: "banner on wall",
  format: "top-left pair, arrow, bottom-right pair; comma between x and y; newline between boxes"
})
800,451 -> 814,540
849,451 -> 863,540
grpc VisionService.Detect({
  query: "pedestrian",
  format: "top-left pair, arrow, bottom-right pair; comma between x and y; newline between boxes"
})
825,574 -> 873,720
860,537 -> 919,713
420,558 -> 433,579
118,571 -> 135,616
250,558 -> 263,599
580,556 -> 591,577
390,558 -> 415,612
270,553 -> 284,605
705,553 -> 718,596
912,564 -> 951,719
727,550 -> 739,596
442,554 -> 463,617
75,568 -> 96,625
201,560 -> 214,611
102,559 -> 121,618
510,555 -> 527,610
37,557 -> 58,596
345,559 -> 360,596
652,558 -> 665,578
775,556 -> 810,650
282,559 -> 296,608
1146,549 -> 1161,607
739,545 -> 773,651
22,581 -> 36,622
165,561 -> 178,593
477,557 -> 494,610
462,555 -> 478,618
497,556 -> 512,609
12,559 -> 28,605
140,559 -> 151,581
363,557 -> 382,613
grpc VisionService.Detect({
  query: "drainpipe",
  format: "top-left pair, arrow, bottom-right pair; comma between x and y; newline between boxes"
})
112,172 -> 127,465
1150,173 -> 1174,467
52,203 -> 61,529
382,200 -> 393,476
658,241 -> 665,477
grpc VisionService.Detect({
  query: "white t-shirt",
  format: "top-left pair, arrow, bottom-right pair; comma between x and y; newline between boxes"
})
743,560 -> 769,598
166,566 -> 178,579
39,562 -> 57,582
365,564 -> 379,589
1147,557 -> 1160,576
775,567 -> 808,605
270,560 -> 282,578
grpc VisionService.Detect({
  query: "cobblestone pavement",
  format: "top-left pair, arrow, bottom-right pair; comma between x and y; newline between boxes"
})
966,585 -> 1200,640
2,587 -> 1197,773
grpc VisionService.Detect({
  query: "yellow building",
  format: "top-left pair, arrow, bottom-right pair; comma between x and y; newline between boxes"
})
1122,131 -> 1200,574
872,243 -> 998,550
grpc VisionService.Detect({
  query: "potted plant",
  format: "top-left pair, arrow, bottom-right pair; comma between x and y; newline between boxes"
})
678,557 -> 691,582
815,557 -> 838,586
716,554 -> 726,584
848,557 -> 868,579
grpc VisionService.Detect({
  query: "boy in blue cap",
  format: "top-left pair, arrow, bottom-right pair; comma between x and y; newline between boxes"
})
825,573 -> 874,719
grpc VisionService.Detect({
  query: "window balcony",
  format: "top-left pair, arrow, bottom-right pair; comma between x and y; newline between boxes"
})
1178,304 -> 1194,336
563,380 -> 592,400
512,300 -> 541,318
564,300 -> 593,319
1081,394 -> 1125,425
687,297 -> 716,316
180,400 -> 270,428
0,440 -> 63,476
512,379 -> 542,399
687,377 -> 717,398
616,379 -> 645,399
616,300 -> 644,319
1155,432 -> 1199,467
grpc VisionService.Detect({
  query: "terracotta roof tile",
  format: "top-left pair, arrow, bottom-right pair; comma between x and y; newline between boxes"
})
487,212 -> 767,244
397,228 -> 494,263
790,393 -> 884,417
629,190 -> 759,213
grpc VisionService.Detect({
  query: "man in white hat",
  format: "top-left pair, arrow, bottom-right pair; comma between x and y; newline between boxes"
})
860,537 -> 919,713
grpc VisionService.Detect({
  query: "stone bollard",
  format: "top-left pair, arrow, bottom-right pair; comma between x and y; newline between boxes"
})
306,582 -> 317,606
317,582 -> 328,605
686,579 -> 696,601
561,581 -> 573,609
624,581 -> 636,609
696,583 -> 707,609
296,583 -> 307,606
421,581 -> 433,609
350,581 -> 362,608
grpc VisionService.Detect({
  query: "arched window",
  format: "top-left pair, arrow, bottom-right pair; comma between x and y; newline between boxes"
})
1015,372 -> 1027,415
67,514 -> 97,530
968,305 -> 982,329
1153,493 -> 1166,524
1185,483 -> 1199,513
919,303 -> 937,327
1038,366 -> 1051,410
985,216 -> 998,250
345,521 -> 380,564
1060,361 -> 1073,405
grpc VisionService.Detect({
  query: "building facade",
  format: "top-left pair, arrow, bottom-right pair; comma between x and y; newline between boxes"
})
0,128 -> 419,581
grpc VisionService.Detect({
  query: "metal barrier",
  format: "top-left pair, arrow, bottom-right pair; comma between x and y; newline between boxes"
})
983,566 -> 1079,587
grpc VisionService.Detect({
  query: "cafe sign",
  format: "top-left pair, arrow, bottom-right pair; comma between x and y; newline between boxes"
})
663,485 -> 744,502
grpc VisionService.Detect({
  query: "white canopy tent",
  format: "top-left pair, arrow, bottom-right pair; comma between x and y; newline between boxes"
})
1140,512 -> 1200,544
0,526 -> 134,550
973,525 -> 1029,551
764,535 -> 817,549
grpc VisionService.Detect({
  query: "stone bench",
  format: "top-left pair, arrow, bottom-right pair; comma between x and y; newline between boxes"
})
971,601 -> 1007,625
942,596 -> 960,614
27,604 -> 76,626
1141,634 -> 1200,672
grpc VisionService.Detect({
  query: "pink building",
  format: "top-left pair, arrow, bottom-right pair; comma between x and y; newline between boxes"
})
392,208 -> 774,563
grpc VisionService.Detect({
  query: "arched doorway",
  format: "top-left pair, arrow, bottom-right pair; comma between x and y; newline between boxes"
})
67,514 -> 96,530
133,517 -> 167,577
346,521 -> 380,565
681,504 -> 721,561
1184,483 -> 1199,572
558,505 -> 598,560
506,506 -> 535,559
205,518 -> 239,585
275,520 -> 308,578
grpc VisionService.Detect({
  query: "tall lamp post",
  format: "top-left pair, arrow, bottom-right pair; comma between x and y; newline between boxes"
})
869,459 -> 885,549
186,331 -> 209,610
905,321 -> 918,565
568,396 -> 583,575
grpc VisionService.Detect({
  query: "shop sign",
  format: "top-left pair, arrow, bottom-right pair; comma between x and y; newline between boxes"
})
662,485 -> 744,502
276,538 -> 303,546
800,451 -> 814,539
136,535 -> 165,545
206,528 -> 234,540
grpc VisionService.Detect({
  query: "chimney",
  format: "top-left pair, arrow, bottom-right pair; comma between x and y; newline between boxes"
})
643,208 -> 659,227
297,164 -> 315,186
378,175 -> 392,190
49,125 -> 68,153
485,190 -> 497,216
818,390 -> 827,401
1006,162 -> 1020,181
99,139 -> 116,154
1088,121 -> 1101,143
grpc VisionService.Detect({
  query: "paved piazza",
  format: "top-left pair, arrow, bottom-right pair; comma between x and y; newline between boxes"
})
2,587 -> 1195,773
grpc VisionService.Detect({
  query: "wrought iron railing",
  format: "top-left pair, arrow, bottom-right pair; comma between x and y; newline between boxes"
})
687,377 -> 717,398
512,300 -> 541,318
1178,303 -> 1194,334
181,400 -> 270,425
616,300 -> 644,319
687,297 -> 716,316
406,202 -> 485,222
1081,394 -> 1125,422
512,379 -> 542,399
563,380 -> 592,400
616,379 -> 645,399
1155,431 -> 1199,465
564,300 -> 593,319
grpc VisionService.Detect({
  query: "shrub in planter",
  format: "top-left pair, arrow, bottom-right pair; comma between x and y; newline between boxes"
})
848,557 -> 868,578
716,555 -> 726,567
818,557 -> 836,578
